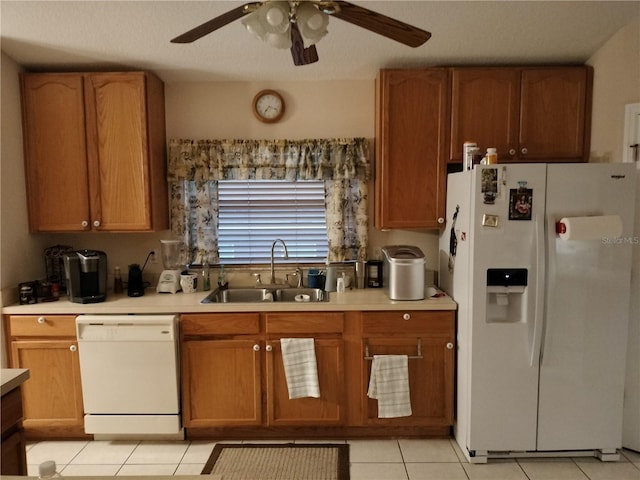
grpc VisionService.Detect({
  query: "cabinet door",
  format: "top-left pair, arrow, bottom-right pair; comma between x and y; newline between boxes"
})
84,73 -> 154,231
450,68 -> 520,162
375,69 -> 449,229
181,339 -> 262,427
10,340 -> 84,430
362,336 -> 454,427
519,68 -> 590,160
21,74 -> 91,232
267,338 -> 344,426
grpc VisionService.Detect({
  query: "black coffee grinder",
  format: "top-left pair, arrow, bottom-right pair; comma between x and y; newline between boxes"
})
63,250 -> 107,303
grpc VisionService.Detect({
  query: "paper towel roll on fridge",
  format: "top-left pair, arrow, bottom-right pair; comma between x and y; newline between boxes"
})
557,215 -> 623,241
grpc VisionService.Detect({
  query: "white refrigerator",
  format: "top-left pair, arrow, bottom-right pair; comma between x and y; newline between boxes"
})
439,163 -> 636,463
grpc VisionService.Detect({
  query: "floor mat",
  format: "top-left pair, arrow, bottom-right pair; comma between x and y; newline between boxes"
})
201,443 -> 350,479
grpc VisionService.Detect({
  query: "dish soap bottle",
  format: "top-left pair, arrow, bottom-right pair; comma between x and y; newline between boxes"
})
217,265 -> 228,290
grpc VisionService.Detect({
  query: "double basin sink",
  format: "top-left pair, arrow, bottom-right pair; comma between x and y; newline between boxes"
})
201,287 -> 328,304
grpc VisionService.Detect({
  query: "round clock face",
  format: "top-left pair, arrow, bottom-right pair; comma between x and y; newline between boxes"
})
253,90 -> 285,123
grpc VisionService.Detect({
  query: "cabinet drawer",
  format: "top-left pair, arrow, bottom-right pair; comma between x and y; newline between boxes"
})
8,315 -> 77,337
181,313 -> 260,335
265,312 -> 344,334
362,311 -> 453,335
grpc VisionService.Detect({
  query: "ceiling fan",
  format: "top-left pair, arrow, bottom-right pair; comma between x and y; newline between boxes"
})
170,1 -> 431,66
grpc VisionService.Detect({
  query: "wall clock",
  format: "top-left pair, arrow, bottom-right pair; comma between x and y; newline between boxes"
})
252,89 -> 285,123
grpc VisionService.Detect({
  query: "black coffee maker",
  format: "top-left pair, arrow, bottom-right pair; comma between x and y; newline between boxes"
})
63,250 -> 107,303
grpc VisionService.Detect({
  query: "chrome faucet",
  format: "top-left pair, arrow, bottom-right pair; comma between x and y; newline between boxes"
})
270,239 -> 289,284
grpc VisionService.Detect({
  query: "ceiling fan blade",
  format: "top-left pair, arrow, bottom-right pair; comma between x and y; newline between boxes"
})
328,1 -> 431,48
171,2 -> 262,43
290,22 -> 319,66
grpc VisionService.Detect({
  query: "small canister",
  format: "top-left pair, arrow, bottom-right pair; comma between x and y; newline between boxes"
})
463,141 -> 478,170
485,147 -> 498,165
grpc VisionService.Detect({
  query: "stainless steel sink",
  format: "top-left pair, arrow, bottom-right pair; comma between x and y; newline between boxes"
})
201,288 -> 274,304
201,287 -> 328,303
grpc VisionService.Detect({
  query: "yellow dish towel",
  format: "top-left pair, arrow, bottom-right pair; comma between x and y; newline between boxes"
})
281,338 -> 320,399
367,355 -> 412,418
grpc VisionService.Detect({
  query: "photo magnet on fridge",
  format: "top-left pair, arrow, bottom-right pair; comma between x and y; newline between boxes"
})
509,187 -> 533,220
481,168 -> 498,204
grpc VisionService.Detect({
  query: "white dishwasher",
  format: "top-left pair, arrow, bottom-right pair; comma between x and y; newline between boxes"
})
76,315 -> 181,436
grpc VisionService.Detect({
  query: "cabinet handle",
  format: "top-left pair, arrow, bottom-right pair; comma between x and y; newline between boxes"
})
93,220 -> 101,228
446,342 -> 454,350
266,344 -> 273,352
437,217 -> 445,224
81,220 -> 89,228
403,313 -> 411,320
253,344 -> 260,352
509,148 -> 516,156
70,345 -> 77,352
521,147 -> 528,155
37,316 -> 46,324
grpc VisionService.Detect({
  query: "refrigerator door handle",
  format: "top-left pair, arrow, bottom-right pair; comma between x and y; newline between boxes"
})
530,214 -> 545,367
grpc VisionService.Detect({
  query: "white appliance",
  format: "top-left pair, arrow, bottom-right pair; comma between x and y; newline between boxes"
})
76,315 -> 181,436
156,239 -> 184,294
623,168 -> 640,452
439,163 -> 636,463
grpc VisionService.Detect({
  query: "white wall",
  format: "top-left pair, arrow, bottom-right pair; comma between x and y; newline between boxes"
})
587,18 -> 640,162
0,53 -> 54,305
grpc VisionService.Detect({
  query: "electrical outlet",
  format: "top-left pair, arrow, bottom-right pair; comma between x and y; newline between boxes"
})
150,251 -> 158,264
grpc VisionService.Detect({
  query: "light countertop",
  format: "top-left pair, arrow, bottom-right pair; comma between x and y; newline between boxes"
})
2,287 -> 456,315
1,368 -> 30,396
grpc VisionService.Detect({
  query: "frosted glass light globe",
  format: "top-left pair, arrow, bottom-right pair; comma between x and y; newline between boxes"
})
266,7 -> 285,27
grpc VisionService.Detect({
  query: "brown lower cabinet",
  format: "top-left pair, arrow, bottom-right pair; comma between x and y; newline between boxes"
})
5,315 -> 86,438
361,311 -> 455,428
181,310 -> 455,438
180,312 -> 345,429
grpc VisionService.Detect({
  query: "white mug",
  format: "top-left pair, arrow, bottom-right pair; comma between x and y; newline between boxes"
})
180,273 -> 198,293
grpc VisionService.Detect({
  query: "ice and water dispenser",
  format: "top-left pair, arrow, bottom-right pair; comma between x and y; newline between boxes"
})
485,268 -> 528,323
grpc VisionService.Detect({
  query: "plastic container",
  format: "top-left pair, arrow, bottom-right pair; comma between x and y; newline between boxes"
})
485,147 -> 498,165
39,460 -> 63,479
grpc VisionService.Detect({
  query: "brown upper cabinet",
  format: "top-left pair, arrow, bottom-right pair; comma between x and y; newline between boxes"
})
449,66 -> 592,163
21,72 -> 168,232
375,68 -> 450,230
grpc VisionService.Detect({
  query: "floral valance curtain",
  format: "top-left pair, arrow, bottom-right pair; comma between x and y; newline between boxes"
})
168,138 -> 371,263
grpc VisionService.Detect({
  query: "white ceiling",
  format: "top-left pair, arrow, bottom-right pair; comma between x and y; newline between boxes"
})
1,1 -> 638,84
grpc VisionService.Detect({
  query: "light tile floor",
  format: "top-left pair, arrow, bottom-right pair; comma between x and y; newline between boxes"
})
26,438 -> 640,479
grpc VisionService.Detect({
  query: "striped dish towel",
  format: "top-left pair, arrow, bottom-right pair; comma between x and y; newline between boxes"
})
367,355 -> 412,418
280,338 -> 320,399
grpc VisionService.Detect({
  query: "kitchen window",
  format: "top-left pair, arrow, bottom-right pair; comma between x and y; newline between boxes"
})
215,180 -> 328,264
168,138 -> 371,265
